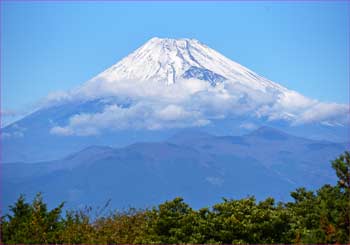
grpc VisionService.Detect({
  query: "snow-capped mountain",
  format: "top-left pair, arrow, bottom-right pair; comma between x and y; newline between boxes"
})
71,37 -> 347,131
2,37 -> 348,163
88,37 -> 285,91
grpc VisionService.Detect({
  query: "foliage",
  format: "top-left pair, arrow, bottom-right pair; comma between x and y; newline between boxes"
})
1,193 -> 64,244
1,151 -> 350,244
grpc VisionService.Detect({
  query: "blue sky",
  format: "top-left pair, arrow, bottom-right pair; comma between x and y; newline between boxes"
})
1,1 -> 349,121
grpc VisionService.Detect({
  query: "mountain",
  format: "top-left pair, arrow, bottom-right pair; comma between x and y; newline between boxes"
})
2,127 -> 347,212
88,37 -> 285,90
1,37 -> 348,163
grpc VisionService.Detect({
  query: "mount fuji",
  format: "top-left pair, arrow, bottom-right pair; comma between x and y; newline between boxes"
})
89,37 -> 284,88
2,37 -> 349,163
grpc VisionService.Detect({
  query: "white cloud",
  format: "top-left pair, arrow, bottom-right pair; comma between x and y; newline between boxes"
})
47,78 -> 349,136
277,90 -> 316,112
2,124 -> 26,138
156,105 -> 191,121
206,176 -> 224,186
50,126 -> 74,136
51,101 -> 209,136
240,122 -> 258,130
1,109 -> 31,127
296,102 -> 349,125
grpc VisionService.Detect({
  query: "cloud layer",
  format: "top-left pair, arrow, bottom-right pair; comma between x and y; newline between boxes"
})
48,78 -> 349,136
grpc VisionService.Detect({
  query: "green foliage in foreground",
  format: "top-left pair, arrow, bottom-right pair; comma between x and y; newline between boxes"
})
1,152 -> 349,244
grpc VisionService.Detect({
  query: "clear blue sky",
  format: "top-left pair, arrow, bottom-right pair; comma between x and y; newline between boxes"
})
1,1 -> 349,116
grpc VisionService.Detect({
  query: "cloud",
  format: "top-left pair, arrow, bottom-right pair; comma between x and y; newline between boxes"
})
156,105 -> 192,121
50,126 -> 74,136
1,109 -> 30,127
47,78 -> 349,136
51,101 -> 209,136
206,176 -> 224,186
2,124 -> 26,138
45,91 -> 74,104
240,122 -> 258,130
277,90 -> 316,113
297,102 -> 349,125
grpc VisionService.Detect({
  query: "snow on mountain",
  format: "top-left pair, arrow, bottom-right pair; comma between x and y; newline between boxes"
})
88,37 -> 286,92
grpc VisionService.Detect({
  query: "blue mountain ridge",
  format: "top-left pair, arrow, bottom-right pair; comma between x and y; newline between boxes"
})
2,126 -> 348,212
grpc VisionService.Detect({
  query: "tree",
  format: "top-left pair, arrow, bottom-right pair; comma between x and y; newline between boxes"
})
332,151 -> 350,190
331,151 -> 350,243
1,194 -> 32,243
151,197 -> 197,243
1,193 -> 64,244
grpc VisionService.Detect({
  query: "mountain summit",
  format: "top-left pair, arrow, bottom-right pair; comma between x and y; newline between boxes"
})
90,37 -> 284,91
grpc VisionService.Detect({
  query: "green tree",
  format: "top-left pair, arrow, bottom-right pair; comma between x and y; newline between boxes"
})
1,193 -> 64,244
151,197 -> 197,243
59,208 -> 95,244
331,151 -> 350,243
1,194 -> 32,243
332,151 -> 350,190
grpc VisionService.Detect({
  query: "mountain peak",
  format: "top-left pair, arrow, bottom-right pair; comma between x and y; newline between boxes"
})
147,37 -> 199,43
90,37 -> 283,90
167,129 -> 214,144
248,126 -> 290,141
92,37 -> 214,85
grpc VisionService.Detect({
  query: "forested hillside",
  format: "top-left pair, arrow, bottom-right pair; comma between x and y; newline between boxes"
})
1,152 -> 349,244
